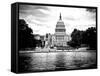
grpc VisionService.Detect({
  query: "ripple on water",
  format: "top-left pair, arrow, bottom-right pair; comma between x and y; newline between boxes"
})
18,51 -> 96,72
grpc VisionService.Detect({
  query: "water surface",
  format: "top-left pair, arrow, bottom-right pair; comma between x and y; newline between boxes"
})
18,51 -> 96,72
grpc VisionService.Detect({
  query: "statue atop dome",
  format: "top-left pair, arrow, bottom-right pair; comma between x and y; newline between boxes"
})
59,13 -> 62,20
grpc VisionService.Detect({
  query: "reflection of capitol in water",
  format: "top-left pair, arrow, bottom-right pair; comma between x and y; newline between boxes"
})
45,13 -> 71,47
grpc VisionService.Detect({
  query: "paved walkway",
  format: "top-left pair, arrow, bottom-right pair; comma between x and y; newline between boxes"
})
19,47 -> 95,53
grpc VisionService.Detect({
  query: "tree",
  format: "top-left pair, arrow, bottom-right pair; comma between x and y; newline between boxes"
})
68,29 -> 83,48
82,27 -> 97,49
68,27 -> 97,50
18,19 -> 36,50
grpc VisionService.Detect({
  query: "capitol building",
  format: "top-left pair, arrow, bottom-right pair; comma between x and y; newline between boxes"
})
44,13 -> 71,47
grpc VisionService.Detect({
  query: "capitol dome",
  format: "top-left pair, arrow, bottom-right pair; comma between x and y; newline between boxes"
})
56,21 -> 65,28
55,13 -> 66,35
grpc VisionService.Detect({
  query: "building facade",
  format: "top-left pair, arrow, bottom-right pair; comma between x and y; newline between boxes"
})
51,13 -> 71,46
44,33 -> 52,47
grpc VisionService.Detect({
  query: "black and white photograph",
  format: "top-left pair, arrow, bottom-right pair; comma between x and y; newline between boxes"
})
16,3 -> 97,73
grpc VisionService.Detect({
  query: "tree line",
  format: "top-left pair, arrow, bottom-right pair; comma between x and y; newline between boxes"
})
18,19 -> 97,50
18,19 -> 42,50
67,27 -> 97,50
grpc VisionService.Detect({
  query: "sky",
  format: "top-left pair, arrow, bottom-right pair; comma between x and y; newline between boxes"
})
19,4 -> 96,35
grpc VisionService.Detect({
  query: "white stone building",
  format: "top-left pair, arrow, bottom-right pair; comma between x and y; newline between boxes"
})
51,13 -> 71,46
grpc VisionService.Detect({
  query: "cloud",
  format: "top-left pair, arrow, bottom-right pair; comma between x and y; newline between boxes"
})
64,16 -> 77,21
19,5 -> 50,21
19,5 -> 96,35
